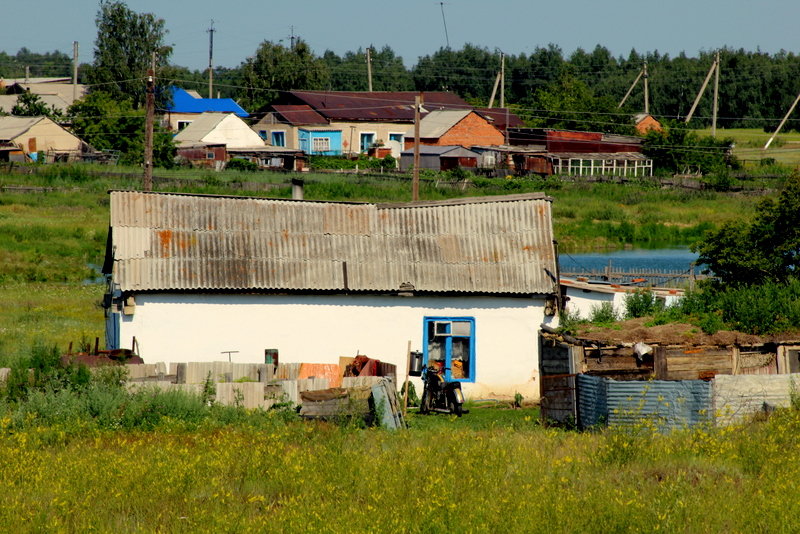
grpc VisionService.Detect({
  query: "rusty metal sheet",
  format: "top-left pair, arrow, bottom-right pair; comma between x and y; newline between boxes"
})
107,191 -> 557,295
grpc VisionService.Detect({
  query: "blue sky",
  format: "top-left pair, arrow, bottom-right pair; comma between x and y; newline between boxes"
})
2,0 -> 799,71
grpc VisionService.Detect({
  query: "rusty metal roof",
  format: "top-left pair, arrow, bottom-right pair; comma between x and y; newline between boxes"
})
271,105 -> 327,125
282,91 -> 472,122
106,191 -> 557,295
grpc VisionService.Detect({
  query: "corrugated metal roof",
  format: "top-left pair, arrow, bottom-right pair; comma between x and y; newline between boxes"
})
283,91 -> 472,122
271,105 -> 327,125
107,191 -> 557,295
417,110 -> 472,139
399,145 -> 479,157
0,116 -> 44,140
167,87 -> 248,117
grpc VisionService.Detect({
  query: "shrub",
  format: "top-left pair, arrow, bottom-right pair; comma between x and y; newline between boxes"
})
624,290 -> 664,319
589,302 -> 618,325
225,158 -> 258,172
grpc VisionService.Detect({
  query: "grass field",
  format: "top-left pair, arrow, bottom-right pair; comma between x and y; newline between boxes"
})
0,402 -> 799,532
694,127 -> 800,167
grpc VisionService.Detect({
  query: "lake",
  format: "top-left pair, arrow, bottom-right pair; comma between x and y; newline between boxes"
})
559,248 -> 703,285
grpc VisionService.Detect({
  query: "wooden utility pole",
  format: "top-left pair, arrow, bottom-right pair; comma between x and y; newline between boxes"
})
207,21 -> 215,98
712,50 -> 720,137
500,51 -> 505,108
143,52 -> 155,192
72,41 -> 79,103
764,90 -> 800,150
685,55 -> 718,124
618,68 -> 643,108
643,61 -> 649,115
488,71 -> 500,108
366,46 -> 373,92
412,94 -> 422,201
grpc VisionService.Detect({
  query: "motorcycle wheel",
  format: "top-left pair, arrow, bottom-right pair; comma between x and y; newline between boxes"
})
420,391 -> 431,414
448,399 -> 463,417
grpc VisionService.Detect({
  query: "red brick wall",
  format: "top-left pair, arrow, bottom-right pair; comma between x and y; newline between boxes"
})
435,112 -> 505,146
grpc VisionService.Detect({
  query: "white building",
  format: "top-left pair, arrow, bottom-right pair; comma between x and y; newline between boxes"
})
561,277 -> 683,320
103,191 -> 559,399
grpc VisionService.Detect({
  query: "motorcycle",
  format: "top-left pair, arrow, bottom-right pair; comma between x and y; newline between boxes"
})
418,363 -> 464,417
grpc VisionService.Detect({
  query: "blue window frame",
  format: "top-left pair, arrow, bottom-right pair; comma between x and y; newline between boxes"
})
422,316 -> 475,382
271,131 -> 286,147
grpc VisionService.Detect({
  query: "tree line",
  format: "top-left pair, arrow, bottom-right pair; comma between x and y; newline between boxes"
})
4,4 -> 800,134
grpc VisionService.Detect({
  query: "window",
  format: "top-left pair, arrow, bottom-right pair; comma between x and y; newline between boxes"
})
423,317 -> 475,382
177,120 -> 193,131
312,136 -> 330,153
360,132 -> 375,152
271,131 -> 286,147
258,130 -> 267,140
206,151 -> 215,160
389,133 -> 404,145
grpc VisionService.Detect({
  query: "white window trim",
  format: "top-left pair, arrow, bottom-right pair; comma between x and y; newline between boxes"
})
312,136 -> 331,152
359,131 -> 377,152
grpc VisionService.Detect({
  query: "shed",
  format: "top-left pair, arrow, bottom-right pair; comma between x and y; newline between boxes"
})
399,145 -> 480,171
0,116 -> 84,162
103,191 -> 559,399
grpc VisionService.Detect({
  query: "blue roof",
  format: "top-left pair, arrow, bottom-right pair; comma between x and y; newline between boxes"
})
167,87 -> 248,117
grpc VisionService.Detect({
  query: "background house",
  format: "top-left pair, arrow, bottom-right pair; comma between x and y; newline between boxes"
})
0,77 -> 87,114
0,116 -> 84,162
103,191 -> 559,399
403,109 -> 505,149
164,87 -> 248,131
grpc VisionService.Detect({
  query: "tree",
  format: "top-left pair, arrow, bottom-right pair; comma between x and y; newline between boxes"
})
693,178 -> 800,286
68,92 -> 174,167
642,120 -> 736,174
237,39 -> 329,112
11,91 -> 62,119
84,0 -> 172,109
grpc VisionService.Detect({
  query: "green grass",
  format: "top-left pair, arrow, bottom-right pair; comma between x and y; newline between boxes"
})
693,127 -> 800,167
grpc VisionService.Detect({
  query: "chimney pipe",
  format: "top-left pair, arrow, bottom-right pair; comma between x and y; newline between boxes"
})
291,178 -> 304,200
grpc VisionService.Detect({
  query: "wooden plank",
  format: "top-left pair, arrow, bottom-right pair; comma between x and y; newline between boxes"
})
654,346 -> 668,380
667,355 -> 731,371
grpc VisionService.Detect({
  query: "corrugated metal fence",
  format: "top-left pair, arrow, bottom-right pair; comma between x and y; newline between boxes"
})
578,375 -> 712,430
578,373 -> 800,429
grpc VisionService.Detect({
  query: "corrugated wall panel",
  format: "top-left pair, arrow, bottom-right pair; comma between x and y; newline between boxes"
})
577,374 -> 606,429
109,192 -> 556,294
605,379 -> 711,430
713,374 -> 799,426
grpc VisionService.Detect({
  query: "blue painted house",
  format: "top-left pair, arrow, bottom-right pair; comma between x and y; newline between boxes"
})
164,87 -> 249,131
298,128 -> 343,156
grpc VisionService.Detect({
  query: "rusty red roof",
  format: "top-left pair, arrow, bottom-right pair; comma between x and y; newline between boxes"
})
475,108 -> 525,131
271,105 -> 327,125
282,91 -> 472,122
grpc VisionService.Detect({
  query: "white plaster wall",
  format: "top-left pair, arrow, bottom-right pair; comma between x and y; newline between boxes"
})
564,288 -> 624,320
118,293 -> 556,400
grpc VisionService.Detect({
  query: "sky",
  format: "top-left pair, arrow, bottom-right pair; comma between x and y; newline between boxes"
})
2,0 -> 799,71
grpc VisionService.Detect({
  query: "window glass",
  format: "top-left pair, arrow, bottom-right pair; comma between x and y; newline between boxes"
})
271,131 -> 286,147
423,317 -> 475,382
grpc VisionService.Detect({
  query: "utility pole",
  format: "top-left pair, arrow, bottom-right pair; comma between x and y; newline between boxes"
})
488,72 -> 500,108
764,91 -> 800,150
366,46 -> 373,92
143,52 -> 155,192
618,68 -> 644,108
72,41 -> 79,103
643,61 -> 649,115
413,93 -> 423,201
685,55 -> 718,124
712,50 -> 720,137
207,21 -> 215,98
440,2 -> 450,48
500,51 -> 505,109
290,25 -> 295,50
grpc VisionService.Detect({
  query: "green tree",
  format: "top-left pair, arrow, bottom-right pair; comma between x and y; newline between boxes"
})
642,119 -> 736,174
11,91 -> 62,119
68,91 -> 174,167
238,39 -> 329,112
693,178 -> 800,286
84,0 -> 172,109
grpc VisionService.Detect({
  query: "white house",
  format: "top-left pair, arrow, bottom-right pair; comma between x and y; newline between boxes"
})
173,112 -> 265,150
103,191 -> 559,399
561,277 -> 683,320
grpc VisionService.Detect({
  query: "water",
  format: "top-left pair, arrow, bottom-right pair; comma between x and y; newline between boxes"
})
560,248 -> 702,278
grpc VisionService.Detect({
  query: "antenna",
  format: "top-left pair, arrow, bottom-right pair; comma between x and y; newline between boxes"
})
207,20 -> 215,98
290,25 -> 296,49
439,2 -> 450,49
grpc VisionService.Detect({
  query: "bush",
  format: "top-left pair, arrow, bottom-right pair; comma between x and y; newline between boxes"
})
589,302 -> 618,325
624,290 -> 664,319
225,159 -> 258,172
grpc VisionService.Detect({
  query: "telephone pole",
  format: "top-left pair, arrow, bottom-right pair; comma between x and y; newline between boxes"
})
366,46 -> 373,92
72,41 -> 79,103
500,51 -> 505,109
413,93 -> 423,201
207,21 -> 215,98
143,52 -> 155,192
712,50 -> 720,137
643,61 -> 649,115
685,54 -> 718,124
